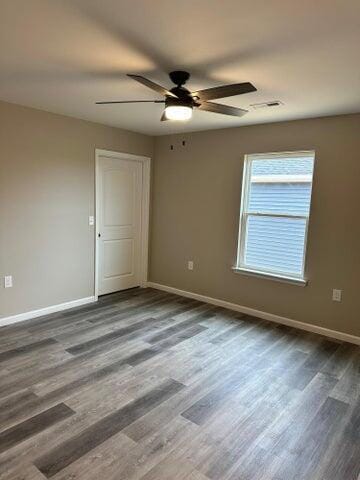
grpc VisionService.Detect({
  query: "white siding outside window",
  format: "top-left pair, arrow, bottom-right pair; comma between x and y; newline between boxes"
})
235,151 -> 315,284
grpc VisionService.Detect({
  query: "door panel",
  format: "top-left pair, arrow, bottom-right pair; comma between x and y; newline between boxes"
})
103,239 -> 134,278
97,155 -> 142,295
103,169 -> 134,226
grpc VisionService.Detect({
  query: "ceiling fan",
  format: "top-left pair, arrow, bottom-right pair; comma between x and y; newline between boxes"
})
96,71 -> 257,121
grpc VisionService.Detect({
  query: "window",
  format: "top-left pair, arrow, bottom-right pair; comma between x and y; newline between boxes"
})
236,151 -> 315,284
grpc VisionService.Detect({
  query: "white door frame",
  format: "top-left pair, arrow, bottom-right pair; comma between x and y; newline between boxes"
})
94,148 -> 151,299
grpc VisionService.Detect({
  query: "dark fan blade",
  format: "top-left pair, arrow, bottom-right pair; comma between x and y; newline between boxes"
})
160,111 -> 169,121
96,100 -> 165,104
197,101 -> 248,117
192,82 -> 256,101
127,74 -> 177,98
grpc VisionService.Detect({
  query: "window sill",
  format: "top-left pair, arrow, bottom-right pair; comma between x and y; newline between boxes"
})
232,267 -> 308,286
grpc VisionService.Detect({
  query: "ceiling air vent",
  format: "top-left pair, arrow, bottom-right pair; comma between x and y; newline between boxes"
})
250,101 -> 284,110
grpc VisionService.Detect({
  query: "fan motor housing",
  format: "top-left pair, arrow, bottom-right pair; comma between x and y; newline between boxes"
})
169,70 -> 190,86
165,95 -> 194,109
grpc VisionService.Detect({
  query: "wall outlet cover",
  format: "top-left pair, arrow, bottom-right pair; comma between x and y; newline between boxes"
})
332,289 -> 342,302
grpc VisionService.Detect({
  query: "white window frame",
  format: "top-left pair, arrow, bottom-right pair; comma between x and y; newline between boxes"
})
234,150 -> 315,285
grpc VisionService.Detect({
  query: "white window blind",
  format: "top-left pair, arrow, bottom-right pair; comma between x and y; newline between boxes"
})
236,151 -> 315,282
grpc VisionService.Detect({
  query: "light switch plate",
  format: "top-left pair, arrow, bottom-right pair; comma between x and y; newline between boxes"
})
187,261 -> 194,271
89,216 -> 95,226
4,275 -> 13,288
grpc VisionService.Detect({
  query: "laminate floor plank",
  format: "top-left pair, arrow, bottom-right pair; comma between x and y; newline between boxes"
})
315,401 -> 360,480
53,416 -> 195,480
34,343 -> 147,399
273,396 -> 349,480
0,391 -> 134,477
0,288 -> 358,480
65,299 -> 202,355
53,297 -> 186,346
93,297 -> 201,330
261,372 -> 338,456
0,339 -> 58,363
0,288 -> 147,339
34,379 -> 185,478
87,294 -> 175,326
123,333 -> 292,443
176,344 -> 305,479
0,337 -> 141,400
330,349 -> 360,404
64,363 -> 166,420
23,291 -> 169,339
0,390 -> 39,413
146,310 -> 215,344
0,347 -> 164,430
0,403 -> 74,454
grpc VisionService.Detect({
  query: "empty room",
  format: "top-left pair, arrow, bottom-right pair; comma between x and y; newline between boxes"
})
0,1 -> 359,479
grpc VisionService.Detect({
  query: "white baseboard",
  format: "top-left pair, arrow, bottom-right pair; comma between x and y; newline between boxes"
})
147,282 -> 360,346
0,296 -> 97,328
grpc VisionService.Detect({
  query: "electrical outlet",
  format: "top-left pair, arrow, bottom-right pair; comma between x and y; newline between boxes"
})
332,289 -> 342,302
187,261 -> 194,271
89,216 -> 95,226
4,275 -> 13,288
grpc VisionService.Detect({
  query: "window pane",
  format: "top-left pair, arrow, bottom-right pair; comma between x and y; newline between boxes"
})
251,157 -> 314,176
248,156 -> 314,215
244,215 -> 307,276
248,182 -> 313,215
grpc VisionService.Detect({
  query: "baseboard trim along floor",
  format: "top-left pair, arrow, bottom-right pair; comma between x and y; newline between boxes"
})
0,296 -> 97,328
2,283 -> 359,346
147,281 -> 360,346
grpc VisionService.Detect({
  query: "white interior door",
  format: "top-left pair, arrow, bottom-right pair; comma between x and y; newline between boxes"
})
97,154 -> 143,295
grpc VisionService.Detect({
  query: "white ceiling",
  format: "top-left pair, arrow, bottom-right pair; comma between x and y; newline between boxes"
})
0,0 -> 359,136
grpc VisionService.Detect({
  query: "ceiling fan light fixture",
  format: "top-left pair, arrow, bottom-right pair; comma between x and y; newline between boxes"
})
98,71 -> 257,123
164,105 -> 193,121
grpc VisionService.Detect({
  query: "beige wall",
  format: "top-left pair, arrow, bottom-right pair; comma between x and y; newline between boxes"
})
1,102 -> 359,338
150,114 -> 360,337
0,101 -> 153,317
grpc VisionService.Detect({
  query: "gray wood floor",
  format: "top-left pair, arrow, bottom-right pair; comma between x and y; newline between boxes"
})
0,287 -> 359,480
